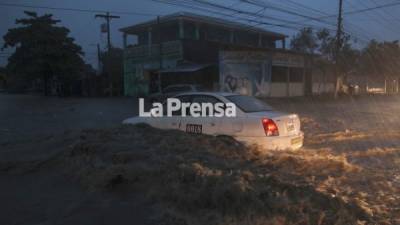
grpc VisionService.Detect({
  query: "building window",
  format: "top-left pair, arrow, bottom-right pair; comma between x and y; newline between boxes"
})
271,66 -> 288,82
262,37 -> 276,48
289,68 -> 304,83
234,31 -> 258,46
159,22 -> 179,42
138,31 -> 148,45
207,26 -> 230,43
184,22 -> 196,39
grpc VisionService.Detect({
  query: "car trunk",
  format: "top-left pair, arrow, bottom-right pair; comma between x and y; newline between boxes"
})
247,111 -> 301,137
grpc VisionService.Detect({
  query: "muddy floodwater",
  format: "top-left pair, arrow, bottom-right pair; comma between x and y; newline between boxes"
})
0,94 -> 139,144
1,94 -> 400,225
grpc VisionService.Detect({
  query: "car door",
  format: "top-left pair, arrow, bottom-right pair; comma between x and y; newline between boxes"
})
180,95 -> 222,135
158,95 -> 190,130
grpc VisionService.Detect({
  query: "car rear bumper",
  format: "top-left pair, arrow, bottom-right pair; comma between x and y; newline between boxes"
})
235,131 -> 304,150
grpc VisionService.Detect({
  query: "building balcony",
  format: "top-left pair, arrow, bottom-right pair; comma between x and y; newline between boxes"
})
124,40 -> 183,60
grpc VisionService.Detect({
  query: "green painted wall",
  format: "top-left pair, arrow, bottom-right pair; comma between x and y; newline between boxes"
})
123,41 -> 183,96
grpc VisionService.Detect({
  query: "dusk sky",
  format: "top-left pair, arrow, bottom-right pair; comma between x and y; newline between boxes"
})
1,0 -> 400,68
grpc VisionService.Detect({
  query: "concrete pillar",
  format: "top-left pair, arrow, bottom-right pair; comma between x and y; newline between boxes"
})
148,27 -> 152,56
230,30 -> 234,43
179,19 -> 184,39
302,67 -> 306,96
282,38 -> 286,49
195,23 -> 200,40
286,67 -> 290,97
123,33 -> 127,48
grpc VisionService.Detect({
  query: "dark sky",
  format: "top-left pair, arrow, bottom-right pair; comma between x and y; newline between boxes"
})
1,0 -> 400,68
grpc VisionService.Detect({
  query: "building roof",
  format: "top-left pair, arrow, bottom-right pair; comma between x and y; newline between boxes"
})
120,11 -> 286,39
160,63 -> 213,73
175,91 -> 239,97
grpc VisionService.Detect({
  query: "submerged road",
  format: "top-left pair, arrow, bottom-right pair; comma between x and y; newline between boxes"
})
0,94 -> 139,145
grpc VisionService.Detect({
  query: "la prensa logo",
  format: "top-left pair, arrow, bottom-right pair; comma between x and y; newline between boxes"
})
139,98 -> 237,117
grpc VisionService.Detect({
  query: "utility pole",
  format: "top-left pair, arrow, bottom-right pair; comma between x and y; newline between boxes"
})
95,12 -> 120,97
97,44 -> 101,72
157,16 -> 162,93
95,12 -> 120,52
334,0 -> 344,98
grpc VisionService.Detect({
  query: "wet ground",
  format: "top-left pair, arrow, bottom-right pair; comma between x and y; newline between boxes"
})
1,94 -> 400,224
0,94 -> 139,145
0,94 -> 156,225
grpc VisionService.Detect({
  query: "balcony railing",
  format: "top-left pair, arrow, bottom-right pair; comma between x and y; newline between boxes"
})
125,40 -> 182,59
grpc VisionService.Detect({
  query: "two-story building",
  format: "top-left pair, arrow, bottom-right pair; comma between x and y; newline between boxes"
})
120,12 -> 313,97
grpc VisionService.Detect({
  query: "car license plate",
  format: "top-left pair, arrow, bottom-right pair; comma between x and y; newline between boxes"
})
291,137 -> 302,145
287,120 -> 295,132
186,124 -> 202,134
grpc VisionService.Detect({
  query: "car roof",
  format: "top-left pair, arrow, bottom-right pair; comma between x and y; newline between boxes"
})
174,91 -> 240,97
164,84 -> 193,88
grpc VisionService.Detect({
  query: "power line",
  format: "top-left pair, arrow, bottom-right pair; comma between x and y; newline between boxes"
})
370,0 -> 400,22
338,1 -> 381,42
244,0 -> 387,44
0,3 -> 158,17
257,0 -> 370,43
280,0 -> 331,17
1,0 -> 392,48
273,0 -> 400,28
153,0 -> 338,33
242,0 -> 337,26
346,0 -> 398,44
367,0 -> 400,25
152,0 -> 376,47
241,0 -> 373,43
152,0 -> 302,30
349,0 -> 399,35
174,0 -> 323,27
0,0 -> 374,42
322,1 -> 400,19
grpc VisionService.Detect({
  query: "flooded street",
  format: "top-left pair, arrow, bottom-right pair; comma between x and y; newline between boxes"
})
2,0 -> 400,223
1,94 -> 400,224
0,94 -> 139,145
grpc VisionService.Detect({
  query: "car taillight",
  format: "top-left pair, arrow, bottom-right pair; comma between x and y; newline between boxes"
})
262,118 -> 279,136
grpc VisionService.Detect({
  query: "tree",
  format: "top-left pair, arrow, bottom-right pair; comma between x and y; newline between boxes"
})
358,40 -> 400,92
291,27 -> 356,62
290,27 -> 318,54
0,67 -> 7,89
316,28 -> 336,61
2,11 -> 85,96
291,27 -> 360,96
359,40 -> 400,77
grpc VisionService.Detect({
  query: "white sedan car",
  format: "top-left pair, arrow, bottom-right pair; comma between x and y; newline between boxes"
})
123,92 -> 304,150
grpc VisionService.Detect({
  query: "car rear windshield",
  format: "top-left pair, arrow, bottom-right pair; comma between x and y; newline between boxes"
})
226,95 -> 274,112
194,85 -> 206,91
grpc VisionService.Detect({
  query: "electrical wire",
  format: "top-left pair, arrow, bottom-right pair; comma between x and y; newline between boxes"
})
0,2 -> 158,17
350,0 -> 399,35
